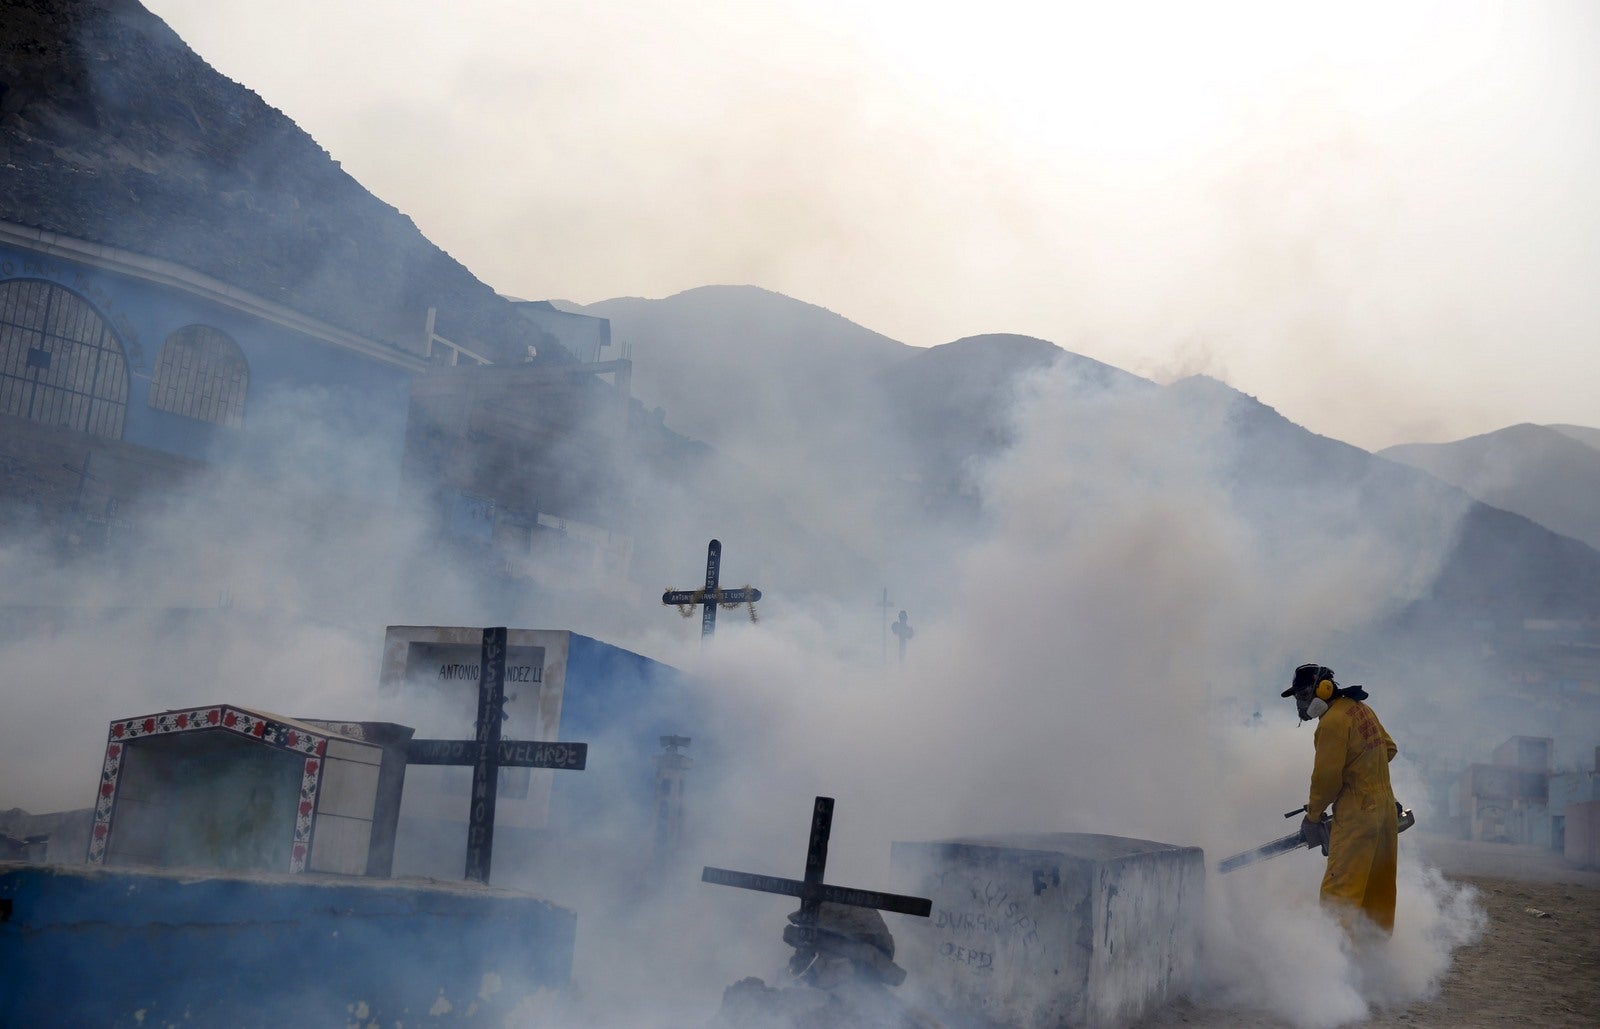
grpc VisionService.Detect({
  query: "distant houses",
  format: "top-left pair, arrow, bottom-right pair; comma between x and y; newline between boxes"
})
1448,732 -> 1600,868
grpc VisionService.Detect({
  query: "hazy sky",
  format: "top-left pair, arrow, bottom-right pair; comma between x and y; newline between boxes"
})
144,0 -> 1598,449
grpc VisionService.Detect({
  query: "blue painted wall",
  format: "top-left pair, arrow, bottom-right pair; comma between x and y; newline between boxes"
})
550,634 -> 706,832
0,862 -> 575,1025
0,243 -> 414,493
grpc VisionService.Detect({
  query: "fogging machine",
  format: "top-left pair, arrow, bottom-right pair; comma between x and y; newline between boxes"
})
1217,803 -> 1414,874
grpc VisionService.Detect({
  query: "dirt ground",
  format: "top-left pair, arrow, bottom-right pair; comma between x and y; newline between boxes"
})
1139,836 -> 1600,1028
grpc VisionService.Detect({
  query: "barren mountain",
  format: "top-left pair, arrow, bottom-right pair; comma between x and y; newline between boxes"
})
0,0 -> 551,361
1382,423 -> 1600,551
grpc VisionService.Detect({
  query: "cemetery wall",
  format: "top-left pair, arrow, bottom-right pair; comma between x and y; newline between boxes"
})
0,862 -> 575,1024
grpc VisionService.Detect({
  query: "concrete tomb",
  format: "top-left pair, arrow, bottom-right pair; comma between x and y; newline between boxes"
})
380,624 -> 695,883
890,833 -> 1204,1029
6,698 -> 576,1025
88,703 -> 411,876
398,627 -> 590,885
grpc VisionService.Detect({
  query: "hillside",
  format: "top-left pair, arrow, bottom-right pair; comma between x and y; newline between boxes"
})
1382,423 -> 1600,551
0,0 -> 552,361
571,285 -> 1600,636
570,285 -> 908,450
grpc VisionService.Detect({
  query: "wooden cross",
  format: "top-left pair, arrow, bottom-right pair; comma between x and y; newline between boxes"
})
702,796 -> 931,937
404,626 -> 588,884
663,539 -> 762,642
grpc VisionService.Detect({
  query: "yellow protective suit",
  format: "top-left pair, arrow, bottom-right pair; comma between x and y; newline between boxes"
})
1306,695 -> 1399,933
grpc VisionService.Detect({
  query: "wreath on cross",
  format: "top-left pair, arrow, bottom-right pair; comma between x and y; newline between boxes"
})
671,587 -> 759,623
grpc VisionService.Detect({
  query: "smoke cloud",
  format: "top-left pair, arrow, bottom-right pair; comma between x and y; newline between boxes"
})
21,2 -> 1600,1020
143,0 -> 1600,449
1,334 -> 1504,1026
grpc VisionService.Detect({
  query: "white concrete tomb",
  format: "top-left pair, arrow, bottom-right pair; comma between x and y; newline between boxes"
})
890,833 -> 1204,1028
88,704 -> 412,876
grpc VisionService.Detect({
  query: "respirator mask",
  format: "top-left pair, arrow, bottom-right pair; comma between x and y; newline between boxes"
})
1286,663 -> 1336,721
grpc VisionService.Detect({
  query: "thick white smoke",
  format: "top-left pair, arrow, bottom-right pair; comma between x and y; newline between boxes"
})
1,346 -> 1494,1027
507,354 -> 1491,1026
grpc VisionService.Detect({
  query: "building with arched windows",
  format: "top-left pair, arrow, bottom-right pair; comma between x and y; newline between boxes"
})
0,0 -> 643,591
0,226 -> 419,467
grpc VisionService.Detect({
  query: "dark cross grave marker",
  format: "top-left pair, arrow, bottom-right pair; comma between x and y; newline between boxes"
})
702,796 -> 931,941
404,626 -> 588,884
891,610 -> 915,664
663,539 -> 762,642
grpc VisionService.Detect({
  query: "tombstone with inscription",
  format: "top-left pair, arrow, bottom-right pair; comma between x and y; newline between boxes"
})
87,703 -> 412,876
379,625 -> 697,885
889,833 -> 1204,1029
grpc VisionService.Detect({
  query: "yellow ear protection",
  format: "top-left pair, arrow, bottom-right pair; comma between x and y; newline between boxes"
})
1305,667 -> 1336,718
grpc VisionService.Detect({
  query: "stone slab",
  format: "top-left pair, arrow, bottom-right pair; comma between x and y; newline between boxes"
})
890,832 -> 1204,1028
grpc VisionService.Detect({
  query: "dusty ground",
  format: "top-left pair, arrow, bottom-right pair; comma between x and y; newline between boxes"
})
1139,836 -> 1600,1028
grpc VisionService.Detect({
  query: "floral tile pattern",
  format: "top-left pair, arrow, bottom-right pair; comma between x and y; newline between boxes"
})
88,705 -> 329,872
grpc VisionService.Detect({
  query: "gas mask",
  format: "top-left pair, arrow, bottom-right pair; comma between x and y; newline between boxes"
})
1294,689 -> 1325,721
1294,677 -> 1336,721
1284,663 -> 1337,721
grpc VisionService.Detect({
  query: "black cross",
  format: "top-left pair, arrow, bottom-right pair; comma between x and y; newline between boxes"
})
404,626 -> 588,884
891,610 -> 915,664
702,796 -> 931,934
663,539 -> 762,642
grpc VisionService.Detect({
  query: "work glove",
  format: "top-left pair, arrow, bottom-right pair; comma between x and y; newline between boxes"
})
1299,816 -> 1330,856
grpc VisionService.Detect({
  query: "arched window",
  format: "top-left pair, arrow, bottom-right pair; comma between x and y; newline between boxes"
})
0,279 -> 129,439
148,324 -> 248,427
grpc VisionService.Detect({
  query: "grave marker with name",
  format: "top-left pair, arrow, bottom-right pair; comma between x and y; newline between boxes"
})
401,627 -> 588,884
663,539 -> 762,642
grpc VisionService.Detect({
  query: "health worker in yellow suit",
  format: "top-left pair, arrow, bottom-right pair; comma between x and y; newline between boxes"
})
1283,663 -> 1399,934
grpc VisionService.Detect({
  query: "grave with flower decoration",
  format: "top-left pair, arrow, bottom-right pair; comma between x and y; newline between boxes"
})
88,703 -> 413,876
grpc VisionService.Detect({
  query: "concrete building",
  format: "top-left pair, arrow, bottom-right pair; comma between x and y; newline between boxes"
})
0,225 -> 418,501
512,299 -> 614,364
1450,735 -> 1553,843
0,0 -> 658,602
